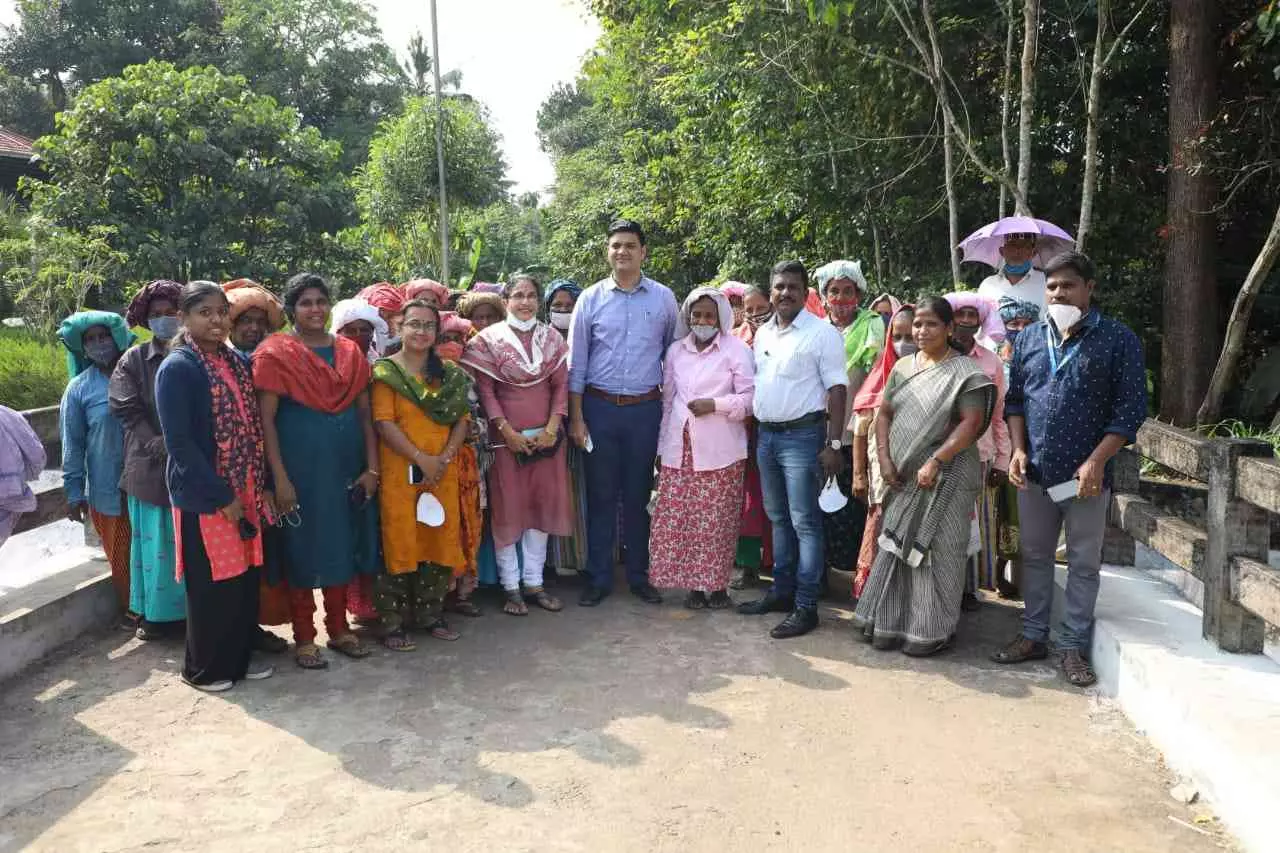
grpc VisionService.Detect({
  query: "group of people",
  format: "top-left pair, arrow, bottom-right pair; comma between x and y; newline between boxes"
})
46,217 -> 1146,693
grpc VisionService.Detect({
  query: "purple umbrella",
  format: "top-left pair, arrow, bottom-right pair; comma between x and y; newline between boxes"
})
958,216 -> 1075,270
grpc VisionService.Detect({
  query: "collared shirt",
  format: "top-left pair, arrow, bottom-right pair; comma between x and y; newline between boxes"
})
109,339 -> 170,506
567,274 -> 679,396
1006,308 -> 1147,487
61,367 -> 125,516
657,332 -> 755,471
978,268 -> 1047,328
752,309 -> 848,423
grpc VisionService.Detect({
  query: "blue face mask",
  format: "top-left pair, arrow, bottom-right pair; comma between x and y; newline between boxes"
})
1005,328 -> 1021,346
148,315 -> 180,341
1004,260 -> 1033,276
879,312 -> 893,325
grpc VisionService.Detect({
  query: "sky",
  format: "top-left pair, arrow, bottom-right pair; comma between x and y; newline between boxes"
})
0,0 -> 601,196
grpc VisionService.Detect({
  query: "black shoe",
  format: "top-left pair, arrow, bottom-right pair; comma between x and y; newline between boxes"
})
629,583 -> 663,605
579,586 -> 609,607
737,592 -> 794,615
770,607 -> 819,639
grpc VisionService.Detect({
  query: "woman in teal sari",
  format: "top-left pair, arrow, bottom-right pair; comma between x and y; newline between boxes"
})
852,297 -> 995,657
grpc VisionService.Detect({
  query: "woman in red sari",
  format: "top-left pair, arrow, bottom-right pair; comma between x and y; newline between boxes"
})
731,284 -> 775,588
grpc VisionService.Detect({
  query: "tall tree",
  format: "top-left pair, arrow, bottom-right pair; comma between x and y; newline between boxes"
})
1161,0 -> 1219,424
1015,0 -> 1039,215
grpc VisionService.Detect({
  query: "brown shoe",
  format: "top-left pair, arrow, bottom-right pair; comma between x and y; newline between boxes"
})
990,636 -> 1048,664
1061,648 -> 1097,687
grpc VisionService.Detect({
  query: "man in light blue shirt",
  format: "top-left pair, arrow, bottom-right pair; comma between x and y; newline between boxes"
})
567,219 -> 678,606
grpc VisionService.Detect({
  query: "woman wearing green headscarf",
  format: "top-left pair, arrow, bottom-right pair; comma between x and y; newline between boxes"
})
59,310 -> 136,614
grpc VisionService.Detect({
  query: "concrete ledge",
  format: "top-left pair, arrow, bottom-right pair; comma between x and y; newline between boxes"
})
1059,564 -> 1280,853
0,561 -> 119,683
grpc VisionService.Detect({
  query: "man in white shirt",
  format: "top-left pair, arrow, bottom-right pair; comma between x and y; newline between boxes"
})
977,233 -> 1047,342
738,260 -> 848,639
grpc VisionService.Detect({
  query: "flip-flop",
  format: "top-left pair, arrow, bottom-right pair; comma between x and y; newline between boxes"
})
528,589 -> 563,612
425,618 -> 460,641
381,630 -> 417,652
295,644 -> 329,670
326,635 -> 372,659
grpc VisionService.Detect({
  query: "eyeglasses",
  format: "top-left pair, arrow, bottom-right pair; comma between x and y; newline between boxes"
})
402,320 -> 438,332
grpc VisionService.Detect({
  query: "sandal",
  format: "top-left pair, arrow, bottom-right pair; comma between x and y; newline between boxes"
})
990,636 -> 1048,664
381,630 -> 417,652
295,643 -> 329,670
684,591 -> 708,610
503,591 -> 530,616
425,618 -> 460,641
1061,649 -> 1097,687
446,597 -> 484,618
326,633 -> 372,659
527,588 -> 563,612
707,590 -> 733,610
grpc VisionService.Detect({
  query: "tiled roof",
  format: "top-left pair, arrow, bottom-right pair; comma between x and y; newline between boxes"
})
0,127 -> 35,159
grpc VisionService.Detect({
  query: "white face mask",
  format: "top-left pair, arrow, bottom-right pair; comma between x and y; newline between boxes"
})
507,314 -> 537,333
549,310 -> 572,331
691,325 -> 718,343
893,340 -> 918,358
1046,304 -> 1083,333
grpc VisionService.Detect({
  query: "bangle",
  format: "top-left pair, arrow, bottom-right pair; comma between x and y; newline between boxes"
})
365,469 -> 380,479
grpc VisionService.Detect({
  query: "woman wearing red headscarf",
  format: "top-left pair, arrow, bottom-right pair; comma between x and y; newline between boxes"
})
358,282 -> 407,354
849,304 -> 915,600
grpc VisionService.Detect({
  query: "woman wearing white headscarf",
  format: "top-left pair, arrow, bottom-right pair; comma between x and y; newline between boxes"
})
648,286 -> 755,609
330,298 -> 390,365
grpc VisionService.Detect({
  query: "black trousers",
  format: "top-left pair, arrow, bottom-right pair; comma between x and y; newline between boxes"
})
180,511 -> 259,685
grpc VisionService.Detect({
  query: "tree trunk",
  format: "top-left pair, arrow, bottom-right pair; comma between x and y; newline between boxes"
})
1015,0 -> 1039,215
1197,202 -> 1280,425
1162,0 -> 1219,425
1000,0 -> 1016,219
1077,0 -> 1108,253
869,199 -> 886,287
922,0 -> 962,283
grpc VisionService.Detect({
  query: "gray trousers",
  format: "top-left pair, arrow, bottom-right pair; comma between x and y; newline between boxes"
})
1018,485 -> 1109,650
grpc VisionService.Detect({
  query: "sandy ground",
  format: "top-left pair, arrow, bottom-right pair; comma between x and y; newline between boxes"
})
0,584 -> 1234,853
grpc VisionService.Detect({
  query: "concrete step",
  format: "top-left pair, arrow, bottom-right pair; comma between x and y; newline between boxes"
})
0,560 -> 118,683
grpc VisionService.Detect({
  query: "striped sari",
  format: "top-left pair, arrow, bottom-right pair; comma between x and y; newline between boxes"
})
852,353 -> 995,654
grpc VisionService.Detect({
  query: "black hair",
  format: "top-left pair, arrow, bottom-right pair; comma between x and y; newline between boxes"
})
400,298 -> 446,382
1043,250 -> 1096,282
770,259 -> 808,282
173,280 -> 228,351
914,295 -> 969,353
283,272 -> 331,318
606,218 -> 646,245
503,273 -> 542,300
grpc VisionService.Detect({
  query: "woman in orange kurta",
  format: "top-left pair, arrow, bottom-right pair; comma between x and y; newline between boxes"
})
371,299 -> 476,650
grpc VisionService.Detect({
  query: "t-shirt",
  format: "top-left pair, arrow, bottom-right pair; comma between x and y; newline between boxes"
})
978,269 -> 1047,329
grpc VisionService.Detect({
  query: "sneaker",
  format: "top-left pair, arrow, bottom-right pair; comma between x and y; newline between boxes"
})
182,676 -> 233,693
244,660 -> 275,681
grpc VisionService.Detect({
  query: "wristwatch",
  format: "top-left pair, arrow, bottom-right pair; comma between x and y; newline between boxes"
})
828,439 -> 842,451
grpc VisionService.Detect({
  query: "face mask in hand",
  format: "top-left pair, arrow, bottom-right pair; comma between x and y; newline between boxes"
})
549,310 -> 572,331
148,315 -> 180,341
892,340 -> 918,358
691,325 -> 718,343
84,340 -> 119,366
1046,304 -> 1083,333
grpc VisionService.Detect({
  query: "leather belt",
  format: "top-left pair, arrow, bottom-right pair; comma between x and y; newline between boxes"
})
586,385 -> 662,406
757,411 -> 826,432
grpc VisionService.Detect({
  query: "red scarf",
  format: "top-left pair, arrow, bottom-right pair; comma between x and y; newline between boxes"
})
189,343 -> 267,511
252,333 -> 370,413
852,304 -> 914,413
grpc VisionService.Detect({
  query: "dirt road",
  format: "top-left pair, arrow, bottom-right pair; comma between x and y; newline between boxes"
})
0,589 -> 1232,852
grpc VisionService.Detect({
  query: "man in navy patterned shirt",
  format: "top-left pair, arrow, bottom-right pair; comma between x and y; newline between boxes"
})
991,251 -> 1147,688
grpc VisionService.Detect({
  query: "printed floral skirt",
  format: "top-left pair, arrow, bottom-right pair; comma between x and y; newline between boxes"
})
649,428 -> 745,592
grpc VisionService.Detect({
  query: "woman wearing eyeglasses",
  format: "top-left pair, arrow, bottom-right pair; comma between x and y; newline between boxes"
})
155,281 -> 275,692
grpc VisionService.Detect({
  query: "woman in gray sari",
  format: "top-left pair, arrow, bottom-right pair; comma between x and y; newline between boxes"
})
852,297 -> 996,656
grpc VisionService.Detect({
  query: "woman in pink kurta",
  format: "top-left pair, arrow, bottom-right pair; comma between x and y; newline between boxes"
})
461,275 -> 572,615
649,287 -> 755,609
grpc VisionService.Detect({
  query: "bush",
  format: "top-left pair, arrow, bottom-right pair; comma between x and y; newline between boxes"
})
0,327 -> 66,410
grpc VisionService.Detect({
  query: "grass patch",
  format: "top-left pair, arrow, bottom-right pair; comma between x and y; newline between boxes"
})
0,327 -> 67,410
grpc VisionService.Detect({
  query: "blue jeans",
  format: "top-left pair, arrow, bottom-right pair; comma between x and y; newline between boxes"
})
1018,484 -> 1109,650
757,423 -> 825,609
582,395 -> 662,591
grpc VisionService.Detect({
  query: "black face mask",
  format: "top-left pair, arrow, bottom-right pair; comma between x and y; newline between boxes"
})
954,322 -> 981,339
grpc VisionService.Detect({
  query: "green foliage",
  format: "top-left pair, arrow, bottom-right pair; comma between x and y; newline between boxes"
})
23,61 -> 346,288
0,326 -> 66,410
1198,419 -> 1280,457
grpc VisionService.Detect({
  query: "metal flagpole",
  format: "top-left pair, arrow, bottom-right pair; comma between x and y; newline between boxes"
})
429,0 -> 450,284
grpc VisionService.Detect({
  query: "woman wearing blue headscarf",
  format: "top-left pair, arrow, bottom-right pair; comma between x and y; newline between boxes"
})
59,309 -> 136,615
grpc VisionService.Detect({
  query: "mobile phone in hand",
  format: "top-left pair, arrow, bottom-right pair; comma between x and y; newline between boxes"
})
409,463 -> 425,485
